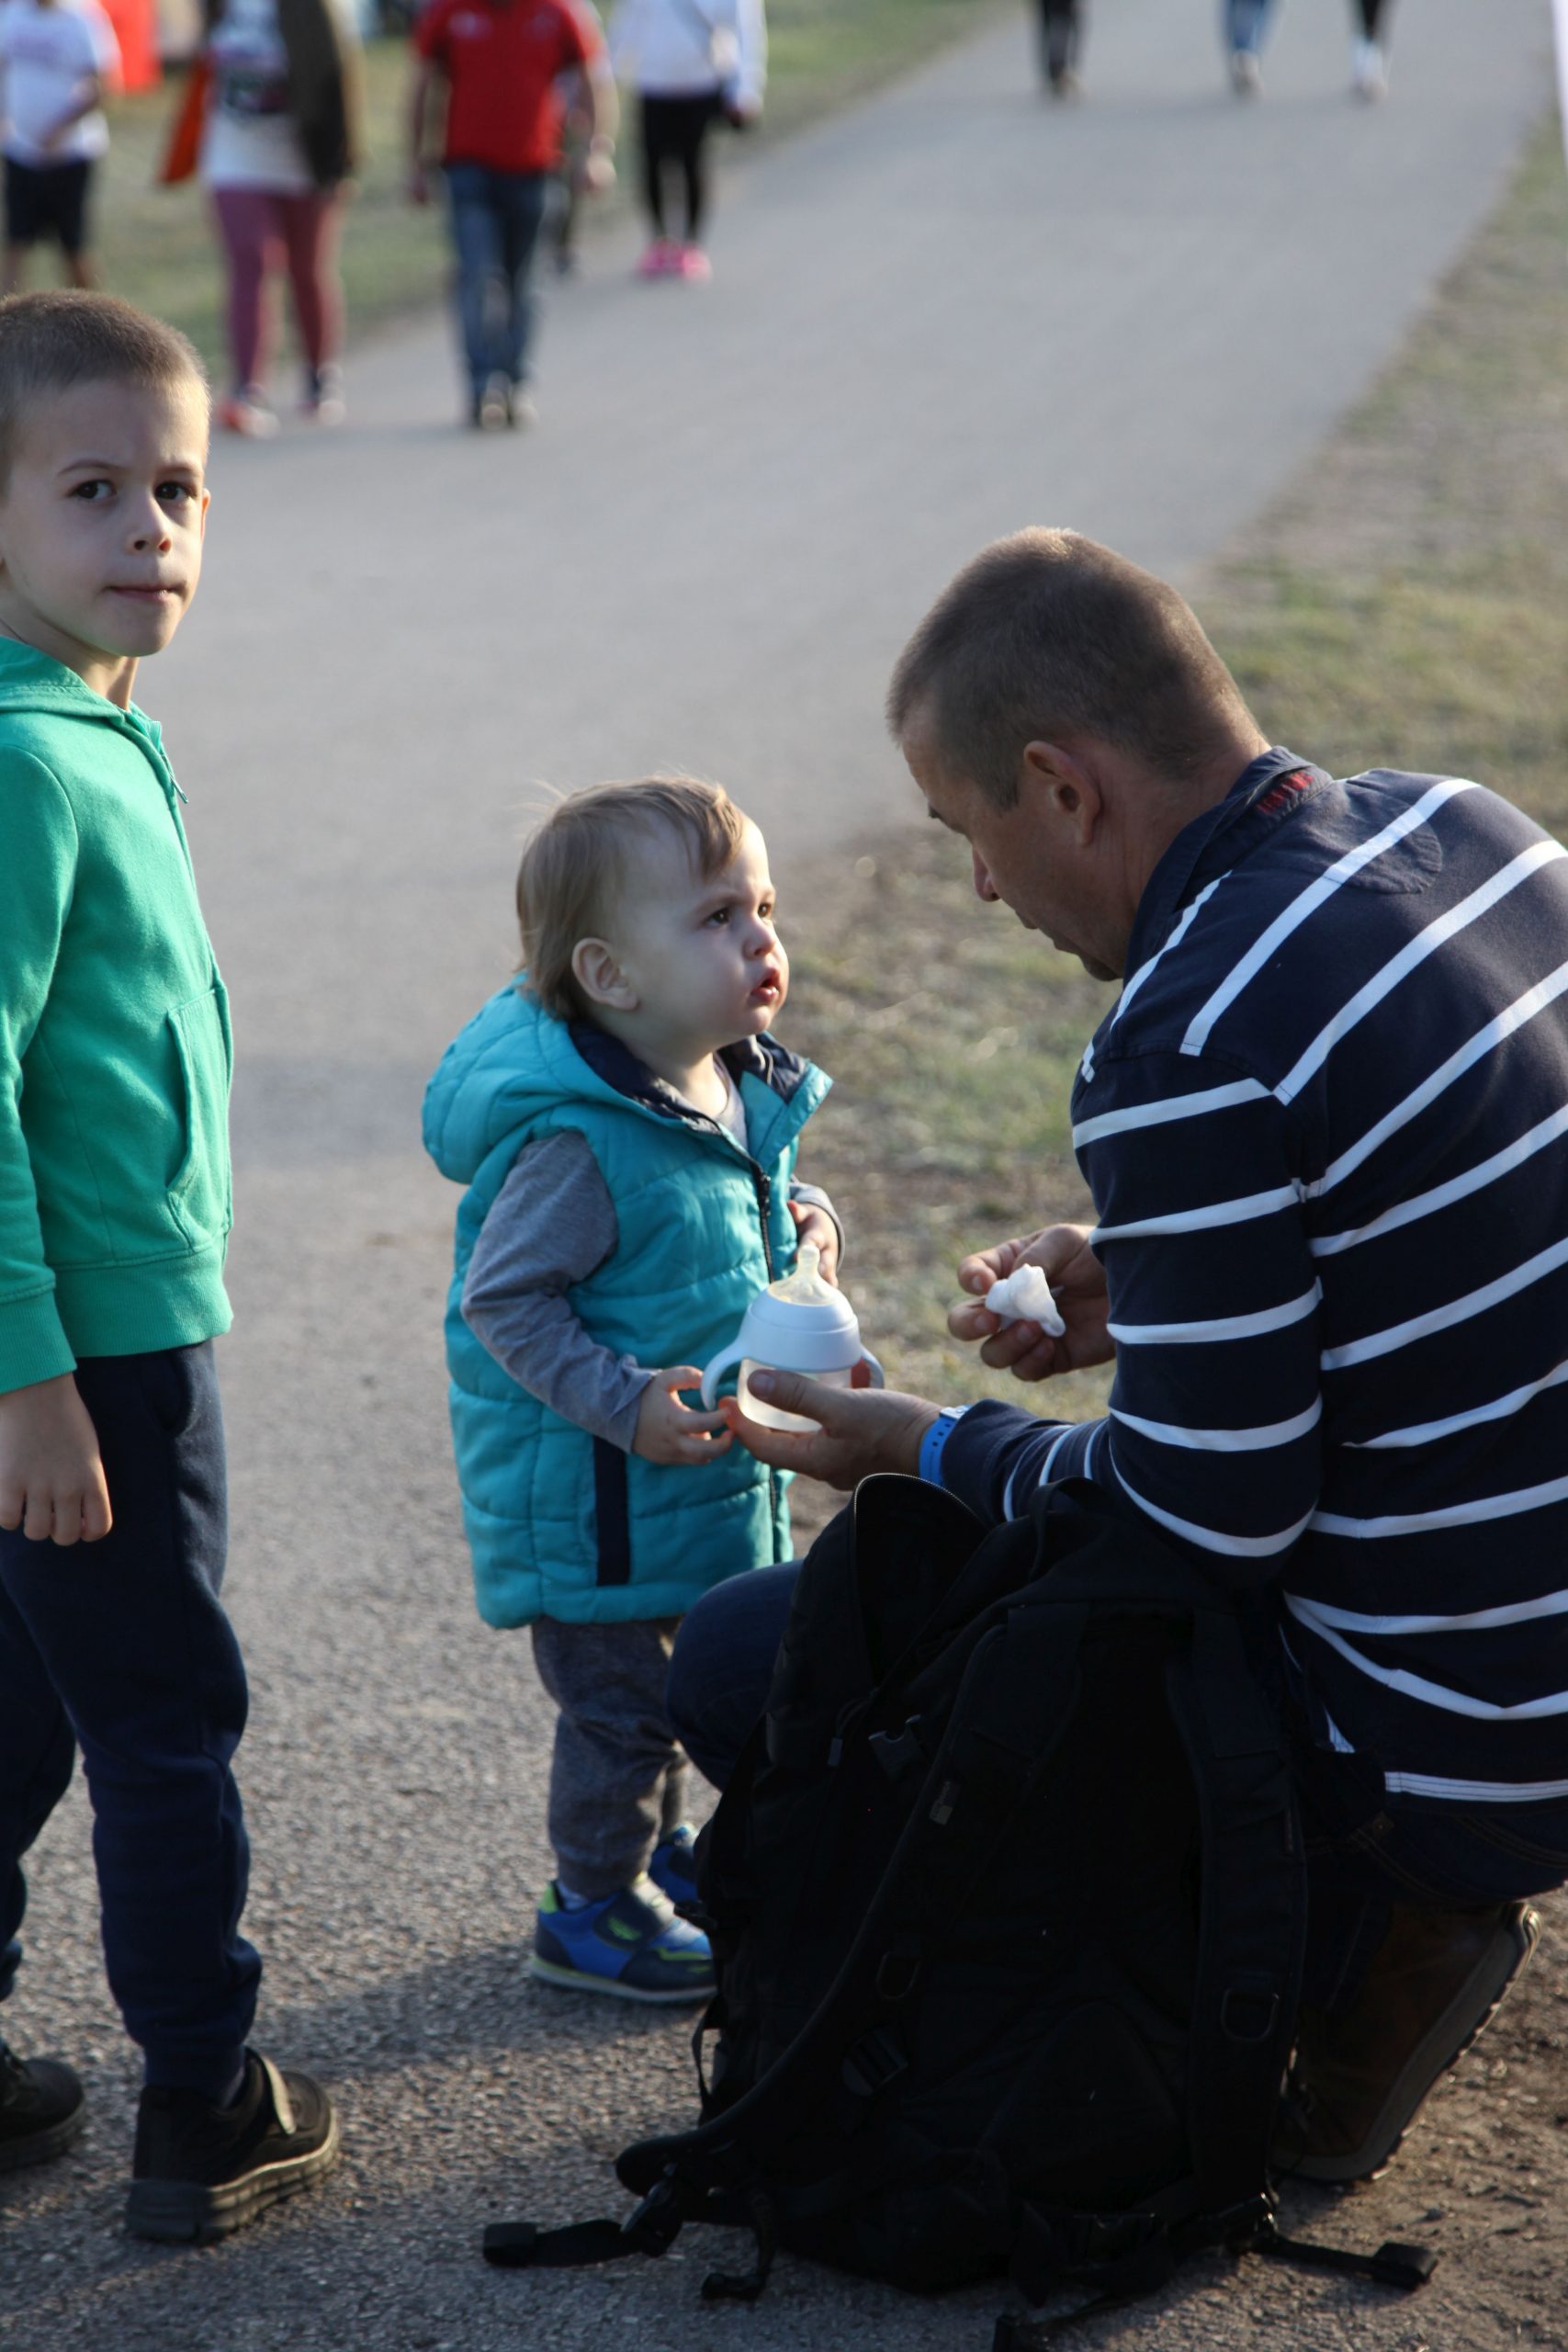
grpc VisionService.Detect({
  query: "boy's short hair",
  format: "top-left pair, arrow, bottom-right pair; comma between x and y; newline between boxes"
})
886,527 -> 1256,808
517,776 -> 747,1023
0,291 -> 209,489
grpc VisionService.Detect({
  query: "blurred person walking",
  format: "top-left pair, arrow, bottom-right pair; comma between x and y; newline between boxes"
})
1350,0 -> 1393,97
550,7 -> 605,277
1223,0 -> 1277,94
0,0 -> 119,291
1036,0 -> 1083,99
200,0 -> 363,436
609,0 -> 764,283
409,0 -> 616,429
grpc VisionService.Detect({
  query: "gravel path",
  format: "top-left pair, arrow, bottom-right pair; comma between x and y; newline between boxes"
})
2,2 -> 1560,2346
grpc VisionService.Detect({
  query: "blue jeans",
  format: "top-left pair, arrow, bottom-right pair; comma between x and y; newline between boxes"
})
1225,0 -> 1277,53
0,1346 -> 260,2097
444,162 -> 550,396
667,1557 -> 1568,2014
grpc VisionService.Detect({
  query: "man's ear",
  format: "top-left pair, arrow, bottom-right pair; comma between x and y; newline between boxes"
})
571,936 -> 638,1012
1022,740 -> 1103,844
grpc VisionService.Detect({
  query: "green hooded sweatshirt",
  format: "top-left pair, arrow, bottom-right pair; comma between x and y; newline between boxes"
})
0,639 -> 232,1395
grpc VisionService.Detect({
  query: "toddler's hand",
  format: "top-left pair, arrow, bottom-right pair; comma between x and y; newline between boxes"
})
787,1201 -> 839,1284
632,1367 -> 734,1465
0,1373 -> 113,1545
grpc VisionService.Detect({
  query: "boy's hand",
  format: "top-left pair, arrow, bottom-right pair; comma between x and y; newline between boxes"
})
787,1201 -> 839,1284
632,1367 -> 734,1465
948,1222 -> 1111,1382
0,1374 -> 112,1545
406,163 -> 431,207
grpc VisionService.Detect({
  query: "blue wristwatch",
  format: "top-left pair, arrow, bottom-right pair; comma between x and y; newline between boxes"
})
918,1409 -> 963,1487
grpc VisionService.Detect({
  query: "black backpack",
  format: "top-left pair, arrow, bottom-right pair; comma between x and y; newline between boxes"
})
486,1476 -> 1435,2335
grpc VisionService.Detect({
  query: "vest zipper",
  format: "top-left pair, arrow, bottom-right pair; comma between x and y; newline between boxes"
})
747,1159 -> 784,1545
750,1163 -> 775,1280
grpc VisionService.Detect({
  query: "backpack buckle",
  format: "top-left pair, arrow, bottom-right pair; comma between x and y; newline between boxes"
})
869,1719 -> 927,1782
874,1937 -> 922,2003
840,2024 -> 908,2100
1198,2192 -> 1276,2253
622,2173 -> 684,2255
1220,1978 -> 1280,2044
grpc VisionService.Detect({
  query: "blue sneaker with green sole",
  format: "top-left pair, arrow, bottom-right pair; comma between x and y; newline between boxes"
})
531,1876 -> 716,2004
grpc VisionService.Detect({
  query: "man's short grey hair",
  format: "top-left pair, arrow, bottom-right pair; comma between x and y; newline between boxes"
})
886,528 -> 1257,808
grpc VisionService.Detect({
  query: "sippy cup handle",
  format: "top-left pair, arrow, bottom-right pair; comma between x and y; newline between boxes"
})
700,1338 -> 747,1409
860,1350 -> 886,1390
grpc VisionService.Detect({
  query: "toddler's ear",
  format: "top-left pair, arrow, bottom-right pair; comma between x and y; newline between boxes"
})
571,936 -> 638,1012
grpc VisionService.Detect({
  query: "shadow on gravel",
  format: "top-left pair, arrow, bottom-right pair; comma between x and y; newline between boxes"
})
254,1941 -> 697,2079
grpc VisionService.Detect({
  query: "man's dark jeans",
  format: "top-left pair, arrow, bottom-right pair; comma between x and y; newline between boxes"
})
0,1345 -> 260,2097
668,1559 -> 1568,2014
444,162 -> 550,397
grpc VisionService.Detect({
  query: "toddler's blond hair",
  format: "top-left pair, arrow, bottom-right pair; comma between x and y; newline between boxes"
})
517,776 -> 747,1023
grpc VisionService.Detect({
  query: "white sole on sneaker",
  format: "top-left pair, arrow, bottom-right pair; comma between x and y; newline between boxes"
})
529,1955 -> 714,2005
125,2103 -> 342,2244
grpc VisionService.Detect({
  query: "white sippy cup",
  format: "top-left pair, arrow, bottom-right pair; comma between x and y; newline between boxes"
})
699,1246 -> 886,1432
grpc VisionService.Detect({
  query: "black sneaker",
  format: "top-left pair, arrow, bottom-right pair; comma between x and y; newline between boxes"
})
0,2041 -> 85,2174
126,2051 -> 340,2243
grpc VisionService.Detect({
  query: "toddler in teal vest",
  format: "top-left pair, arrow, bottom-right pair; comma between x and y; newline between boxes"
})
423,777 -> 838,2001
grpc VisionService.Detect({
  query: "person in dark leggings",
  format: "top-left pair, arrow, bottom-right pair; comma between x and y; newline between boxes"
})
639,92 -> 716,276
610,0 -> 765,282
1036,0 -> 1084,98
1350,0 -> 1393,97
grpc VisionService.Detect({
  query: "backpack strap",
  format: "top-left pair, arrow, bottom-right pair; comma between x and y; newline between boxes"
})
482,2173 -> 688,2270
482,2168 -> 779,2301
1163,1609 -> 1305,2229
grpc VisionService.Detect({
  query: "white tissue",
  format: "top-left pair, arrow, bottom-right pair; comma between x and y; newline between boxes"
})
987,1263 -> 1066,1336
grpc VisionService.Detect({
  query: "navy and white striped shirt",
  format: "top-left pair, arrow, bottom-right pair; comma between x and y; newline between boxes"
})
937,749 -> 1568,1805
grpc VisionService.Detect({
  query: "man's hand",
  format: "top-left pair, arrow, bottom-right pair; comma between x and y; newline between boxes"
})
720,1367 -> 940,1491
787,1199 -> 840,1284
948,1222 -> 1112,1383
633,1367 -> 733,1465
405,162 -> 431,207
0,1374 -> 112,1545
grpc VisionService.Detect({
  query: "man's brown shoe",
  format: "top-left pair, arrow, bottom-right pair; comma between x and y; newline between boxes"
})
1273,1899 -> 1540,2184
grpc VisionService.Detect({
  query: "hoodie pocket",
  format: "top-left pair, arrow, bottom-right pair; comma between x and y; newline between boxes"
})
167,984 -> 233,1250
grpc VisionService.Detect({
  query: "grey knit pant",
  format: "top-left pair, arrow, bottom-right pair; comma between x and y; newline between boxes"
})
530,1617 -> 691,1899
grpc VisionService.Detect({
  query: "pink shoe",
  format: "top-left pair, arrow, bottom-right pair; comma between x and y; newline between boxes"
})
675,243 -> 712,282
215,387 -> 278,438
637,237 -> 677,279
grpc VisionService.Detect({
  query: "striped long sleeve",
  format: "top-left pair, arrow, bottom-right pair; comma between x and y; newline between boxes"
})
939,751 -> 1568,1805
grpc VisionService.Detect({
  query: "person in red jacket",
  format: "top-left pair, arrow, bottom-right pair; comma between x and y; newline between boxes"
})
409,0 -> 617,430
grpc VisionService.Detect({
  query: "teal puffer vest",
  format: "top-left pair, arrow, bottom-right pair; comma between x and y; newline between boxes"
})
423,983 -> 830,1628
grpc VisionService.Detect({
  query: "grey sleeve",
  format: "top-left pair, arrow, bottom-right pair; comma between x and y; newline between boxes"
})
788,1178 -> 844,1266
460,1129 -> 654,1453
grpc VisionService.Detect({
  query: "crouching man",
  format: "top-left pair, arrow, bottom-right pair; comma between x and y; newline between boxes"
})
668,527 -> 1568,2183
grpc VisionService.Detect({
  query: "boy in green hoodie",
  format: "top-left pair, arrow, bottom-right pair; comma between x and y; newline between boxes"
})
0,290 -> 338,2239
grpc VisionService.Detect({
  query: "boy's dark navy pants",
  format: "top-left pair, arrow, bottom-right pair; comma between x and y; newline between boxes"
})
0,1344 -> 260,2097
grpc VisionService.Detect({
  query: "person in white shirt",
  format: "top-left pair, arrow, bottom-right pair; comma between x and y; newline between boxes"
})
608,0 -> 763,282
199,0 -> 363,436
0,0 -> 119,292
